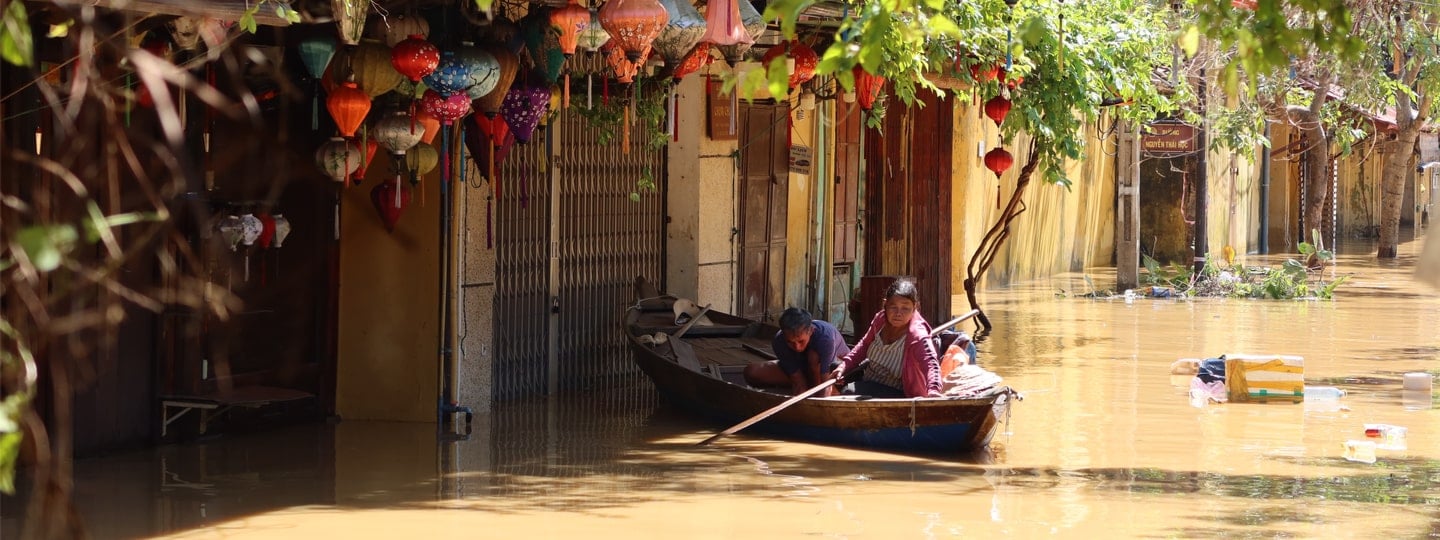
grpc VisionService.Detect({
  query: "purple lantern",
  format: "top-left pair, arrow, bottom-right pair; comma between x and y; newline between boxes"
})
500,84 -> 552,144
419,89 -> 472,126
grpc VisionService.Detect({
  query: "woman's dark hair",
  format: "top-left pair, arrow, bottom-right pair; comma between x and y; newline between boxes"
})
778,307 -> 813,334
885,277 -> 919,303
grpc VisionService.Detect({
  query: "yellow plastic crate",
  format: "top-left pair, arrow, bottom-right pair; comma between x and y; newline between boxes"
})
1225,354 -> 1304,403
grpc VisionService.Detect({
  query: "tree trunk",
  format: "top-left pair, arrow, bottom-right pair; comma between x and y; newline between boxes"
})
1378,127 -> 1421,258
1286,100 -> 1329,247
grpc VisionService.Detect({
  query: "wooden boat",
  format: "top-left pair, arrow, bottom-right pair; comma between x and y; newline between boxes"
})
624,288 -> 1016,453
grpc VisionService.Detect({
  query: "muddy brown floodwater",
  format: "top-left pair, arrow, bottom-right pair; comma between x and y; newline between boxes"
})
4,240 -> 1440,539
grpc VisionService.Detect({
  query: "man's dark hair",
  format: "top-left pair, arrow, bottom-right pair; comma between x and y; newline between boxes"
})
778,307 -> 813,334
885,276 -> 920,303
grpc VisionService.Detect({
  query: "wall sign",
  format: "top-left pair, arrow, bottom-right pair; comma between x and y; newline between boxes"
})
789,145 -> 812,175
707,77 -> 738,141
1142,123 -> 1196,154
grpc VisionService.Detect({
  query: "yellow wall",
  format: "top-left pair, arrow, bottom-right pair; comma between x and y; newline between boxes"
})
336,153 -> 440,422
951,100 -> 1118,290
666,69 -> 739,313
785,95 -> 818,310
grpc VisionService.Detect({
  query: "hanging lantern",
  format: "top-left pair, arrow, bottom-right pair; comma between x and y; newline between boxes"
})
352,137 -> 379,183
476,44 -> 520,117
298,36 -> 337,80
271,214 -> 292,248
760,41 -> 818,89
466,115 -> 514,181
606,44 -> 646,83
653,0 -> 706,69
853,65 -> 885,111
599,0 -> 670,62
983,95 -> 1011,127
415,108 -> 442,144
370,181 -> 412,232
350,40 -> 403,98
551,0 -> 592,56
457,43 -> 502,99
326,81 -> 371,138
332,0 -> 369,45
391,34 -> 440,83
984,147 -> 1013,179
257,213 -> 277,249
969,61 -> 1001,84
405,142 -> 440,179
373,110 -> 425,155
577,10 -> 611,53
699,0 -> 751,52
377,13 -> 429,47
420,89 -> 472,126
523,8 -> 568,84
315,137 -> 363,182
670,42 -> 712,81
501,83 -> 553,144
715,0 -> 764,66
424,44 -> 500,98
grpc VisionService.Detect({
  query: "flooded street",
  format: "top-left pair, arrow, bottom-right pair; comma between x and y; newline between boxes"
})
7,240 -> 1440,539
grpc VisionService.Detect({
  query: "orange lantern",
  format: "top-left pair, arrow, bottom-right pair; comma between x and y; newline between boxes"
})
984,147 -> 1013,179
760,41 -> 818,89
671,42 -> 712,81
415,108 -> 442,144
551,0 -> 591,57
853,65 -> 885,111
477,44 -> 520,118
326,81 -> 371,138
352,137 -> 378,183
983,95 -> 1011,127
599,0 -> 669,62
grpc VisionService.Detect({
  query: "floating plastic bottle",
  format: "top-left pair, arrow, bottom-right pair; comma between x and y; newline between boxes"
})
1364,423 -> 1408,451
1304,386 -> 1346,399
1123,289 -> 1136,304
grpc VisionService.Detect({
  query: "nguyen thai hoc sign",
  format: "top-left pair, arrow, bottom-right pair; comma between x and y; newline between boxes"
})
1142,123 -> 1196,154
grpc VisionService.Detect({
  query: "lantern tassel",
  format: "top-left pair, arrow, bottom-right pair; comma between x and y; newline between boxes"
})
312,85 -> 320,131
521,165 -> 529,209
729,86 -> 737,135
623,106 -> 631,155
486,196 -> 493,250
564,73 -> 571,108
459,124 -> 468,185
587,73 -> 593,108
441,127 -> 451,191
603,76 -> 609,105
396,174 -> 402,209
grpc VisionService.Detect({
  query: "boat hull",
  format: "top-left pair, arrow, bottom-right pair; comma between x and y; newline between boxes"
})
628,337 -> 1010,453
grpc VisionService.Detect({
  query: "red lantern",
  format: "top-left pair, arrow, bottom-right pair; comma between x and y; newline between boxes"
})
1231,0 -> 1257,9
984,147 -> 1013,179
599,0 -> 669,62
326,81 -> 371,138
969,62 -> 1000,83
761,41 -> 818,89
671,42 -> 712,81
853,65 -> 885,111
551,0 -> 591,57
420,89 -> 472,126
415,108 -> 442,144
352,137 -> 379,183
983,95 -> 1011,127
371,180 -> 412,232
257,213 -> 276,248
391,34 -> 440,83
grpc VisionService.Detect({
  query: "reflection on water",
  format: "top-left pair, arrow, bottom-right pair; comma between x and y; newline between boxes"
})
4,240 -> 1440,538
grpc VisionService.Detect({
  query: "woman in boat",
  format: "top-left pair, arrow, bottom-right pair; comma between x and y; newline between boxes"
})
832,277 -> 942,398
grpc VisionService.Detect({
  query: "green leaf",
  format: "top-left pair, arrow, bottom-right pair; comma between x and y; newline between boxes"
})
1179,25 -> 1200,58
15,224 -> 78,273
766,57 -> 789,100
474,0 -> 495,13
929,15 -> 961,38
0,431 -> 20,494
46,20 -> 72,39
0,0 -> 34,67
1297,241 -> 1315,256
628,192 -> 641,202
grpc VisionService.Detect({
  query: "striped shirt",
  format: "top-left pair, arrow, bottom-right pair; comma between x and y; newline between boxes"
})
865,335 -> 906,391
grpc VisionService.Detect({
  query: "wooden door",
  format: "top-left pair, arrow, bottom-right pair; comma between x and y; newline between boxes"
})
737,102 -> 790,322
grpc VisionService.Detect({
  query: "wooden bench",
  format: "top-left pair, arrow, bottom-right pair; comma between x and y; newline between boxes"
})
160,386 -> 314,436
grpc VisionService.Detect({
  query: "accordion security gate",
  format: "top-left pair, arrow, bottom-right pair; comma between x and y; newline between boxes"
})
493,106 -> 666,401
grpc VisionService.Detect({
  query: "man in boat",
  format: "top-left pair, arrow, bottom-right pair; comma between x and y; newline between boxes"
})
743,307 -> 850,397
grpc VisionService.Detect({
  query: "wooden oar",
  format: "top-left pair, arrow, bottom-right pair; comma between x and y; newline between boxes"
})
697,309 -> 981,446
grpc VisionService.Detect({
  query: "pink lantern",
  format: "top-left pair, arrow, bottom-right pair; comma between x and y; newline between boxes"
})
419,89 -> 472,126
699,0 -> 752,47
